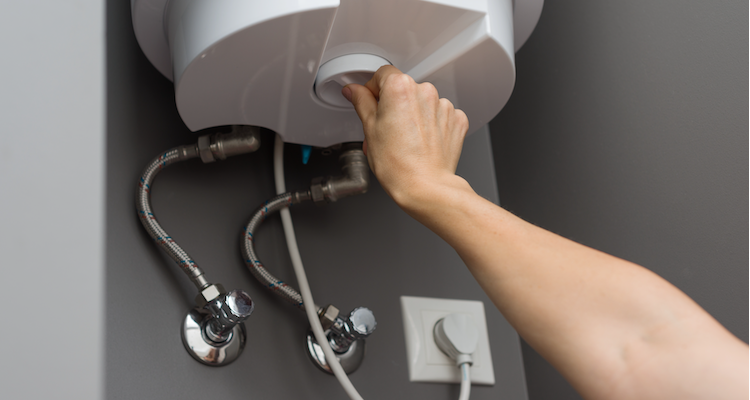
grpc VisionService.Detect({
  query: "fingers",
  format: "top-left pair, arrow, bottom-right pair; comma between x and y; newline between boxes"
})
343,64 -> 469,154
343,83 -> 378,124
454,108 -> 469,137
343,65 -> 416,124
364,65 -> 406,100
339,64 -> 471,202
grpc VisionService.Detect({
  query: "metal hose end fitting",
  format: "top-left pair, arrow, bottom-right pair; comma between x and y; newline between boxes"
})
198,125 -> 261,163
310,142 -> 369,205
318,304 -> 340,331
291,190 -> 313,204
195,283 -> 227,309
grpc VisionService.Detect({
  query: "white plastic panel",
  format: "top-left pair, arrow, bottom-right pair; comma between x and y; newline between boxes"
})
401,296 -> 495,384
132,0 -> 542,147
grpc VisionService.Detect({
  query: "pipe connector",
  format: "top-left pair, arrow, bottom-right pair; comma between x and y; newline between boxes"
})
198,125 -> 261,163
310,142 -> 369,205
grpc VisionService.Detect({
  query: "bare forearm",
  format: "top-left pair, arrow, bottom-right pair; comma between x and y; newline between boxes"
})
398,176 -> 748,399
345,66 -> 747,399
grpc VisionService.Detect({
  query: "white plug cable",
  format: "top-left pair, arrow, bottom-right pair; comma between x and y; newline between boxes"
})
434,313 -> 479,400
273,134 -> 365,400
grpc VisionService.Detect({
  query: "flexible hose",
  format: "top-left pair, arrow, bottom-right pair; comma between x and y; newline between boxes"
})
240,192 -> 313,309
136,144 -> 209,289
274,134 -> 365,400
459,363 -> 471,400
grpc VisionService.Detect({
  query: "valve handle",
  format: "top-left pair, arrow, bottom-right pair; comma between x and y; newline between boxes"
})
222,289 -> 255,324
347,307 -> 376,339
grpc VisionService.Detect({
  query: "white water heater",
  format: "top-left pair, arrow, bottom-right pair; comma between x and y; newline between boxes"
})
132,0 -> 543,147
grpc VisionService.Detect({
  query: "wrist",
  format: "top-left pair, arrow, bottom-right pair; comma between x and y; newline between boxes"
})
390,173 -> 475,218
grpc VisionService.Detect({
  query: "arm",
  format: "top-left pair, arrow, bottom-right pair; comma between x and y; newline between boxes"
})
343,66 -> 748,400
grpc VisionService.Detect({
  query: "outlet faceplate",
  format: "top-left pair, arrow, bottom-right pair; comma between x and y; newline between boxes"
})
400,296 -> 495,385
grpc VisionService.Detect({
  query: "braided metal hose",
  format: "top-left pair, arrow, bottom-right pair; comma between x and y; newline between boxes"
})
136,127 -> 260,292
242,142 -> 368,312
135,144 -> 211,290
241,192 -> 313,309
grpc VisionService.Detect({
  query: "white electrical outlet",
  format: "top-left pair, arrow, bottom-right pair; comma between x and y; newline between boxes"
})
400,296 -> 495,385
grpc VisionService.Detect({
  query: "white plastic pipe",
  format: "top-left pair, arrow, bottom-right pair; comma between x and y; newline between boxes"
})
273,134 -> 364,400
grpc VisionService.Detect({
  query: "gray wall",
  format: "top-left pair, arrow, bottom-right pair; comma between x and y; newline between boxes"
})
106,1 -> 526,399
490,1 -> 748,399
0,2 -> 105,399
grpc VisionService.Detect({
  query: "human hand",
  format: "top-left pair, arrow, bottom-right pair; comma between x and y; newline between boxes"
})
342,66 -> 470,207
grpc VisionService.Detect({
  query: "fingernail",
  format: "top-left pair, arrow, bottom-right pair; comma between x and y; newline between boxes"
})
342,86 -> 353,103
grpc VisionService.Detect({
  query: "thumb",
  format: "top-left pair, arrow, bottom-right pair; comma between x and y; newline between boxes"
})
343,84 -> 377,124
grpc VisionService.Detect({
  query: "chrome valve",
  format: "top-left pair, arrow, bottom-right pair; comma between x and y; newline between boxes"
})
306,306 -> 377,374
182,284 -> 254,366
204,289 -> 255,342
328,307 -> 377,353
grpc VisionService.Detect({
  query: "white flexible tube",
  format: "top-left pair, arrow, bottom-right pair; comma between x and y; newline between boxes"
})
273,134 -> 365,400
459,363 -> 471,400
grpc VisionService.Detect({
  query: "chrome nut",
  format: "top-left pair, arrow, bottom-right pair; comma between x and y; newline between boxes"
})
310,177 -> 327,205
318,304 -> 340,331
194,283 -> 226,308
197,134 -> 215,163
